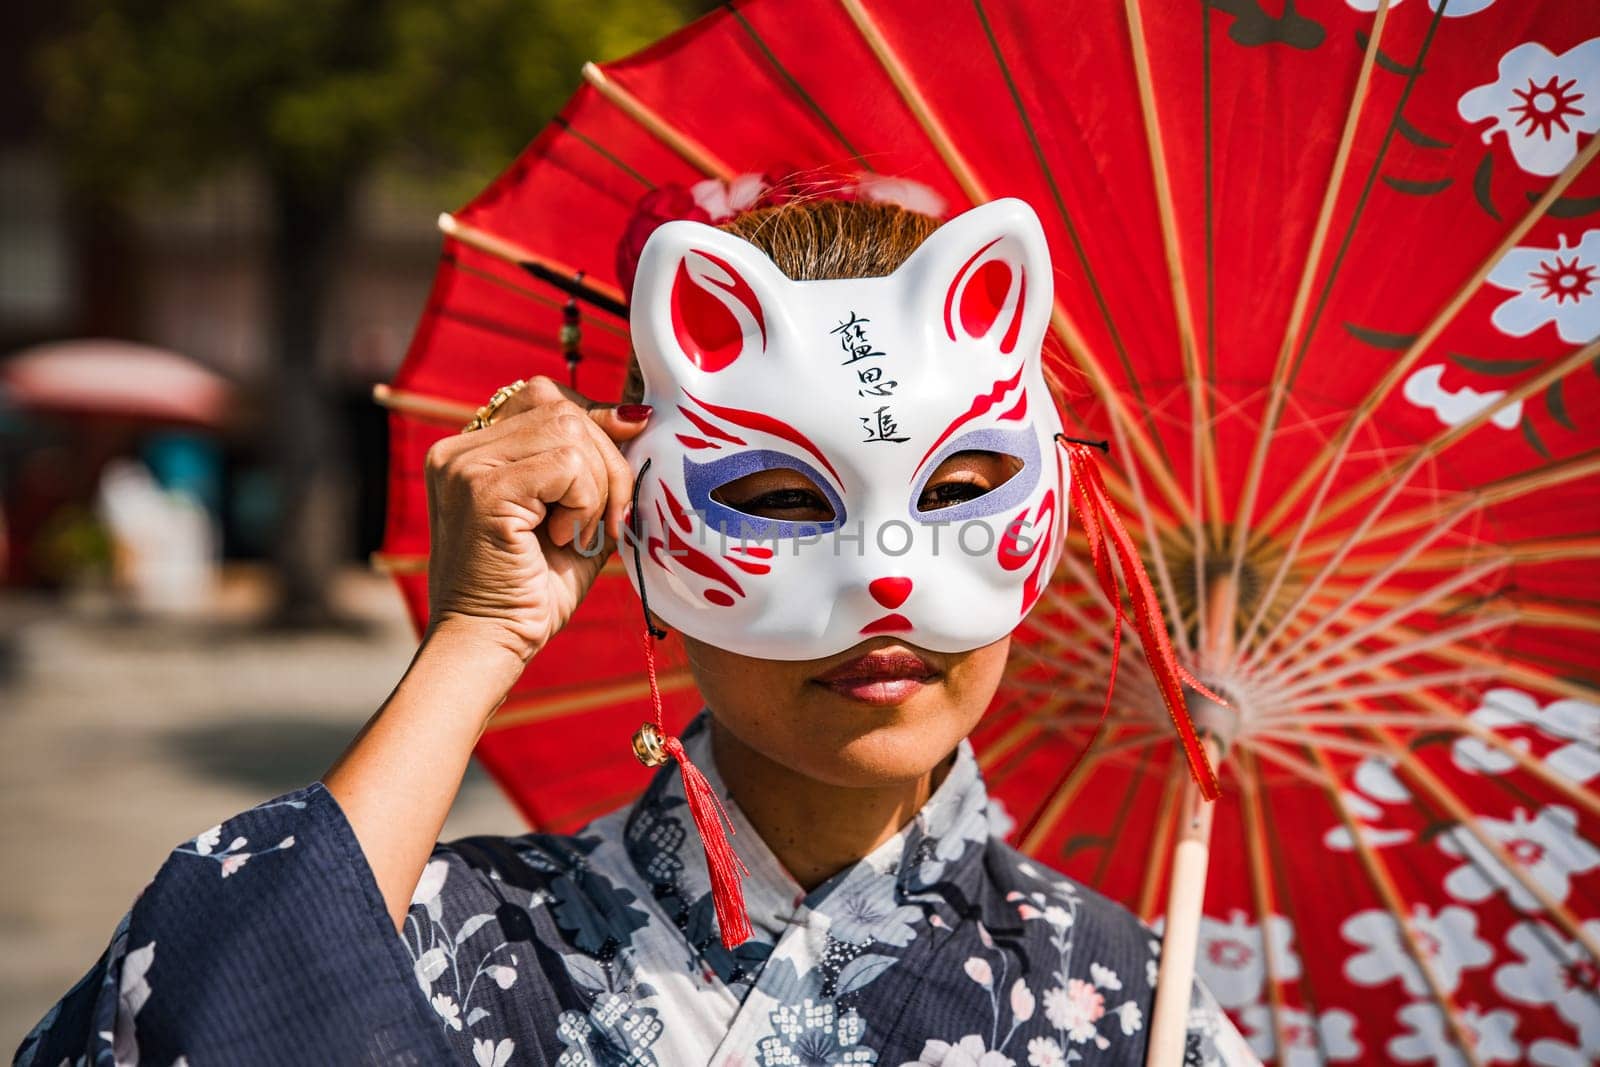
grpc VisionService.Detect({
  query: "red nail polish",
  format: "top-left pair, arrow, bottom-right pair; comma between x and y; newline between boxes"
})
617,404 -> 653,422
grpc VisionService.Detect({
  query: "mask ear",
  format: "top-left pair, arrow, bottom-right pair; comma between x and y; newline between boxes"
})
897,198 -> 1054,359
630,220 -> 792,387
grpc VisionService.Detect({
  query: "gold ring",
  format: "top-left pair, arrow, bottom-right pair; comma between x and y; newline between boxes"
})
462,379 -> 529,432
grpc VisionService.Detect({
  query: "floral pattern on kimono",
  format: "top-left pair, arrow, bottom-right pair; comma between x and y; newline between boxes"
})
17,711 -> 1256,1066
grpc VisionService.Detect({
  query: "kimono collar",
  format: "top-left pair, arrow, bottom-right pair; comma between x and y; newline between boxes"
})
623,710 -> 995,948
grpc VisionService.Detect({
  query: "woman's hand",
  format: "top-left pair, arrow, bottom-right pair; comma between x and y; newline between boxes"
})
423,376 -> 651,665
326,376 -> 650,929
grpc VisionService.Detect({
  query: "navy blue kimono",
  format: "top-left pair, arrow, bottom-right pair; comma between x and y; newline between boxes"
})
16,712 -> 1254,1066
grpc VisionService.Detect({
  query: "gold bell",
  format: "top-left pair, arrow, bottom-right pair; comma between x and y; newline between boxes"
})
632,722 -> 670,767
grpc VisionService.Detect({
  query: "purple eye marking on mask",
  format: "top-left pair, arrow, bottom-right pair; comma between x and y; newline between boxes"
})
908,426 -> 1040,524
683,449 -> 847,540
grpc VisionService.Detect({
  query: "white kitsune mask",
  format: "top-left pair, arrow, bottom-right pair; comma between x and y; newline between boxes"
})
623,198 -> 1067,661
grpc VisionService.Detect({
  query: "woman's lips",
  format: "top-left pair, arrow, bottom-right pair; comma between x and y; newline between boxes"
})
812,648 -> 938,705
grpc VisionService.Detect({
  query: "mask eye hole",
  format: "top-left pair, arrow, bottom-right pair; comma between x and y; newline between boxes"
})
916,450 -> 1023,513
712,468 -> 838,523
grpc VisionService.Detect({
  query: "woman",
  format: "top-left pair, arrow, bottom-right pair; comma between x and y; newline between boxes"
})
17,197 -> 1256,1066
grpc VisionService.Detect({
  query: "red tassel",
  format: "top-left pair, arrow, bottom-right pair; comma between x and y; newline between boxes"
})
639,625 -> 753,948
664,735 -> 753,947
1059,440 -> 1221,801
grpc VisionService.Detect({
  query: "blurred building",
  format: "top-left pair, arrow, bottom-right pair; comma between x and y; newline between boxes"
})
0,10 -> 443,588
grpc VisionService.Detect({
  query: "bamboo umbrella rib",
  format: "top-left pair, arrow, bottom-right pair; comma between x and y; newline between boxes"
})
1237,752 -> 1291,1065
1333,538 -> 1600,575
1454,716 -> 1600,822
1242,738 -> 1346,791
1369,726 -> 1600,963
1244,495 -> 1484,675
837,0 -> 983,198
1123,0 -> 1223,625
438,213 -> 631,310
1309,745 -> 1483,1066
1266,557 -> 1508,684
1251,712 -> 1467,731
1269,659 -> 1508,711
1304,338 -> 1600,537
448,257 -> 631,338
1137,768 -> 1184,922
486,668 -> 698,731
1328,600 -> 1599,706
1247,730 -> 1399,760
1295,450 -> 1600,562
840,0 -> 1199,542
1017,728 -> 1164,853
1256,135 -> 1600,541
1265,632 -> 1600,821
370,551 -> 427,576
1227,0 -> 1391,612
1307,584 -> 1600,637
1238,154 -> 1600,660
373,383 -> 477,426
580,62 -> 735,180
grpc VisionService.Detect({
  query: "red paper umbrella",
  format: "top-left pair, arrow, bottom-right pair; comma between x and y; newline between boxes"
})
379,0 -> 1600,1061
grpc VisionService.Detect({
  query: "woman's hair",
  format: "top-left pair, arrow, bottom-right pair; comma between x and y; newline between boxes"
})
620,199 -> 942,403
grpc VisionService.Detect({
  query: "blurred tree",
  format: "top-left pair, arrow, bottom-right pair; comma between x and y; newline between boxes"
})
35,0 -> 700,624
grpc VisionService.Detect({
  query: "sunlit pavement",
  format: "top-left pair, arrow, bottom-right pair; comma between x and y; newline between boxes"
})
0,567 -> 519,1046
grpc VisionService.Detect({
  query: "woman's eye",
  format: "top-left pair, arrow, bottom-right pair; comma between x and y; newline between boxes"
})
743,488 -> 832,514
918,480 -> 989,510
917,450 -> 1022,512
711,470 -> 837,521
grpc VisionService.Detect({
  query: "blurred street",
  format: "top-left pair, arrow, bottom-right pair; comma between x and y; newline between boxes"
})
0,566 -> 518,1046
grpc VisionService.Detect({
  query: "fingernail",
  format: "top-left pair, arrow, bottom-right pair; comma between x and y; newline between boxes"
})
617,404 -> 653,422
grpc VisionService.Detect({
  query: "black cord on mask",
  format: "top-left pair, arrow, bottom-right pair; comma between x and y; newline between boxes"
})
629,457 -> 669,640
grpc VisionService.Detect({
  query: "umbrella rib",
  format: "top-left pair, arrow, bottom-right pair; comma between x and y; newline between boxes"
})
938,0 -> 1199,529
1252,134 -> 1600,542
1136,768 -> 1183,922
1243,494 -> 1485,675
1226,0 -> 1391,612
1298,338 -> 1600,539
1236,752 -> 1290,1064
1293,450 -> 1600,564
1333,537 -> 1600,575
1308,584 -> 1600,638
437,213 -> 631,314
724,7 -> 870,167
551,116 -> 655,190
447,257 -> 631,338
1330,600 -> 1600,706
1238,146 -> 1600,660
1307,744 -> 1483,1066
580,62 -> 735,180
372,384 -> 476,426
1017,728 -> 1165,853
1124,0 -> 1222,633
1369,725 -> 1600,963
1263,556 -> 1508,684
1268,661 -> 1508,712
486,669 -> 698,732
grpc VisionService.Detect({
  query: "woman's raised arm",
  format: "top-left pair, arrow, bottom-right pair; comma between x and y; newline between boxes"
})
323,376 -> 651,928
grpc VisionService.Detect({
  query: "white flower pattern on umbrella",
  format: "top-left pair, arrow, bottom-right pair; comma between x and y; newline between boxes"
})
1459,39 -> 1600,177
1342,904 -> 1493,996
1193,911 -> 1301,1010
1389,1002 -> 1521,1066
1344,0 -> 1497,16
1240,1005 -> 1362,1066
1438,805 -> 1600,912
1451,688 -> 1600,784
1494,920 -> 1600,1053
1485,230 -> 1600,344
1402,365 -> 1523,430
